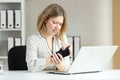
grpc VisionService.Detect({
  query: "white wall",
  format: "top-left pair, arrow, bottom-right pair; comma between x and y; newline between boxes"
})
25,0 -> 112,46
25,0 -> 112,68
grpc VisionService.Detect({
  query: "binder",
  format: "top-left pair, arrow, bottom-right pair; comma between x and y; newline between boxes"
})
14,37 -> 21,46
8,37 -> 14,51
67,36 -> 81,62
0,10 -> 7,29
67,36 -> 73,62
7,10 -> 14,29
15,10 -> 21,29
74,37 -> 80,58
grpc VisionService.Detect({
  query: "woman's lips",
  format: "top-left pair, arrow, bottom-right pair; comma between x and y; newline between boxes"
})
53,29 -> 58,32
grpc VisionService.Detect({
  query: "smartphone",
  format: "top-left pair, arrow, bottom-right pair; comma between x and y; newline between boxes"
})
56,47 -> 70,57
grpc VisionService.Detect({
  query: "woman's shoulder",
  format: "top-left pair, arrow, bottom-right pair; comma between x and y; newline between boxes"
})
54,34 -> 68,44
27,33 -> 43,41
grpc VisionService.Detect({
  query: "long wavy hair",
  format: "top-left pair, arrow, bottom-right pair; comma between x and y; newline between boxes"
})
37,4 -> 68,43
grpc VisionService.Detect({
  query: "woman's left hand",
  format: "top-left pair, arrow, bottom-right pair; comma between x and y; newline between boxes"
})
51,53 -> 63,65
51,53 -> 66,71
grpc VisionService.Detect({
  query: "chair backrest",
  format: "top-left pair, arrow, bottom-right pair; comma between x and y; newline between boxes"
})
8,45 -> 28,70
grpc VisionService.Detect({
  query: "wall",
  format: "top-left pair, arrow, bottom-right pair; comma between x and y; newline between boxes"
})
25,0 -> 112,68
25,0 -> 112,46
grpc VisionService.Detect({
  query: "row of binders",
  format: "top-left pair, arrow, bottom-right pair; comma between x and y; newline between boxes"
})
67,36 -> 81,62
0,9 -> 21,29
8,37 -> 22,51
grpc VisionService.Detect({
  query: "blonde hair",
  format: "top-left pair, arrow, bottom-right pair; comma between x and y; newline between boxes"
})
37,4 -> 68,43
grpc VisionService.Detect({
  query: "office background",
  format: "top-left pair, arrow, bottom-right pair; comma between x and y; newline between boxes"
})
25,0 -> 112,46
25,0 -> 113,68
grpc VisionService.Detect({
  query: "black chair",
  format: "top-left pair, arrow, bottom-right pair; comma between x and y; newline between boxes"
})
8,45 -> 28,70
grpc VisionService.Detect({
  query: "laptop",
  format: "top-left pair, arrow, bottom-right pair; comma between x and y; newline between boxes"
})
48,45 -> 118,75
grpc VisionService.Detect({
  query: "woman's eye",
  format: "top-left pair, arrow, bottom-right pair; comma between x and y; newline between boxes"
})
52,20 -> 63,26
52,21 -> 57,24
59,23 -> 62,26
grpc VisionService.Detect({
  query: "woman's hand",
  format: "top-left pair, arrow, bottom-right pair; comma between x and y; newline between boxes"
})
45,53 -> 63,68
51,44 -> 72,71
62,44 -> 72,57
51,53 -> 63,64
51,53 -> 66,71
51,43 -> 72,64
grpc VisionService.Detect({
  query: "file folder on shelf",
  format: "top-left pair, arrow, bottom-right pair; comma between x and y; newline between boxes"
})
74,37 -> 80,58
0,10 -> 7,29
8,37 -> 14,51
7,10 -> 14,29
15,10 -> 21,29
68,36 -> 73,63
14,37 -> 21,46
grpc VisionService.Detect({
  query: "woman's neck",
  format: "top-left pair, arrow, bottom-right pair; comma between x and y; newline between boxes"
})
41,32 -> 53,40
41,32 -> 54,53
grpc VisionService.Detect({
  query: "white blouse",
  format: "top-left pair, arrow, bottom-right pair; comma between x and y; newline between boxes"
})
26,33 -> 70,72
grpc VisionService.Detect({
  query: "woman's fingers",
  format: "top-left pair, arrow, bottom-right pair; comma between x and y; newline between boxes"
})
57,53 -> 63,61
51,54 -> 58,64
51,53 -> 63,64
62,44 -> 71,50
62,44 -> 72,55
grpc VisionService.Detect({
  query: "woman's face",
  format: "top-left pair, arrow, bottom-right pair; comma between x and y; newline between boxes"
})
45,16 -> 64,35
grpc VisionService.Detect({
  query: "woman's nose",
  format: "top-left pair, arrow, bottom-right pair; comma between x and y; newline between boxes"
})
55,23 -> 61,29
55,24 -> 59,29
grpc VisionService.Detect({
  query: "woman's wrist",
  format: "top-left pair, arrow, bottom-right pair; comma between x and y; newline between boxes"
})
45,56 -> 52,67
56,62 -> 65,71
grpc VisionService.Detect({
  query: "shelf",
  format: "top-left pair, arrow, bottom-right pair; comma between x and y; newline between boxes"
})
0,0 -> 25,71
0,29 -> 22,31
0,0 -> 22,3
0,56 -> 7,59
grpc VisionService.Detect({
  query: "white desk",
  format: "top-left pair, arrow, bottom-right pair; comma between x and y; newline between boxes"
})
0,70 -> 120,80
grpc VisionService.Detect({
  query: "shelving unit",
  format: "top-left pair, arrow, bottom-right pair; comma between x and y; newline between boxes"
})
0,0 -> 25,70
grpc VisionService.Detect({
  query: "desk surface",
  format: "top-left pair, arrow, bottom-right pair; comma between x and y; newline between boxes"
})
0,70 -> 120,80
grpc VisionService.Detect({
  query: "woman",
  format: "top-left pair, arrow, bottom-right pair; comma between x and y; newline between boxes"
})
26,4 -> 72,72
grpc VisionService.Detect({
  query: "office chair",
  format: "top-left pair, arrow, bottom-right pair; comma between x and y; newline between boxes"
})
8,45 -> 28,70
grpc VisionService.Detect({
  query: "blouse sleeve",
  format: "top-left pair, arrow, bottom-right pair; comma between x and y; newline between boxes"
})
26,36 -> 46,72
63,56 -> 71,71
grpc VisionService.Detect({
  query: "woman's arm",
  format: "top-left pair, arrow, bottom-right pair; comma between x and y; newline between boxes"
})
26,36 -> 52,72
51,35 -> 71,71
51,53 -> 70,71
